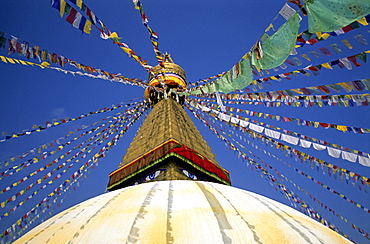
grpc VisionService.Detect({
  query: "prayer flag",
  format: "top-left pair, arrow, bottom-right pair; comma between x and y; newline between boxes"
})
72,12 -> 83,29
83,20 -> 92,34
66,8 -> 77,24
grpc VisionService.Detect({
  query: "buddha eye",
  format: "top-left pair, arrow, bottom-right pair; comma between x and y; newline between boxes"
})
182,169 -> 197,180
145,170 -> 161,181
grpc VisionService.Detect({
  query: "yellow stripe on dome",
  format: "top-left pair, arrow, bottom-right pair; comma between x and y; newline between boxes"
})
149,73 -> 187,88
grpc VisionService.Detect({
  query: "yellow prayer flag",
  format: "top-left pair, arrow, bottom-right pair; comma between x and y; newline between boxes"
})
242,53 -> 249,60
300,54 -> 311,61
265,23 -> 274,32
41,61 -> 50,67
109,32 -> 119,38
0,55 -> 7,63
19,60 -> 28,65
321,63 -> 333,69
357,17 -> 368,26
120,47 -> 131,54
338,82 -> 354,92
336,125 -> 347,132
83,20 -> 92,34
316,32 -> 330,40
60,0 -> 66,17
6,57 -> 16,64
76,0 -> 83,8
341,39 -> 353,49
291,89 -> 303,94
320,33 -> 330,40
316,32 -> 323,39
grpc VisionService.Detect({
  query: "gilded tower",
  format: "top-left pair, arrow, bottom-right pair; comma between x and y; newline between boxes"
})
107,54 -> 231,190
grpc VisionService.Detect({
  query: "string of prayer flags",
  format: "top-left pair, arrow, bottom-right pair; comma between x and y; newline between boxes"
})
0,116 -> 123,209
189,100 -> 370,186
192,98 -> 369,162
191,99 -> 370,167
52,0 -> 92,34
0,107 -> 137,180
0,98 -> 142,169
191,90 -> 370,108
232,97 -> 370,134
295,167 -> 370,214
249,50 -> 369,90
132,0 -> 163,66
216,111 -> 370,199
188,72 -> 226,87
51,0 -> 152,71
0,33 -> 147,86
240,78 -> 370,96
0,89 -> 142,142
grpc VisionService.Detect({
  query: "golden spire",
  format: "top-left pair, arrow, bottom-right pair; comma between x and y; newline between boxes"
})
144,53 -> 187,105
148,52 -> 186,83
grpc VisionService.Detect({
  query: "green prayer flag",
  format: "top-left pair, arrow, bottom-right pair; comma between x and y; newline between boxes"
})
304,0 -> 370,32
252,13 -> 300,70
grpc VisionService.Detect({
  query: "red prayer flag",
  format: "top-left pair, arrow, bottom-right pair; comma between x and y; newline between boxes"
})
342,25 -> 353,33
347,55 -> 362,67
66,8 -> 77,25
317,85 -> 331,94
307,38 -> 319,45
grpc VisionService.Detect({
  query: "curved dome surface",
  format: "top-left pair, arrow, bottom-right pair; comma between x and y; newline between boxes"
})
15,180 -> 350,244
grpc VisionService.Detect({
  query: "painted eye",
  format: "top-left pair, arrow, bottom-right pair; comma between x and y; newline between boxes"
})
182,169 -> 197,180
145,170 -> 161,181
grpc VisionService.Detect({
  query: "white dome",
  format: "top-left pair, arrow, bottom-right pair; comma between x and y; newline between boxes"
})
15,180 -> 350,244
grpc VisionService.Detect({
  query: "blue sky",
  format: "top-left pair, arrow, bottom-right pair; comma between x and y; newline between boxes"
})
0,0 -> 369,243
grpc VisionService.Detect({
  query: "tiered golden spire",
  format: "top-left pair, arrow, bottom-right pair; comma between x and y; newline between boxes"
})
107,54 -> 230,190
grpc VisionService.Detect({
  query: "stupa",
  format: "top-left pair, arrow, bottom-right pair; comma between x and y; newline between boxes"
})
14,55 -> 351,244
